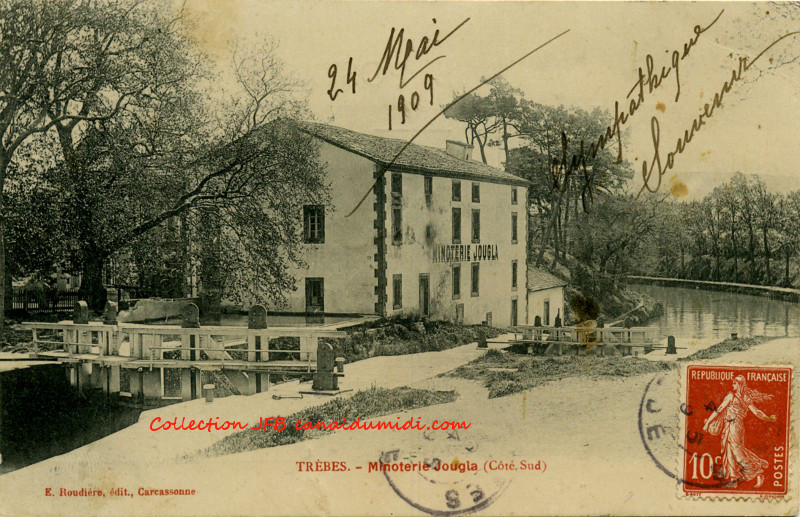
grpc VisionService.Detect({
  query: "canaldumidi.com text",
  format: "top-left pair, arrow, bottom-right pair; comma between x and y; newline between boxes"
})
149,416 -> 471,432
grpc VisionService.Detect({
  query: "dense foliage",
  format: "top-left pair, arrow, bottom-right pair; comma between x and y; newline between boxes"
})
640,174 -> 800,287
1,0 -> 328,314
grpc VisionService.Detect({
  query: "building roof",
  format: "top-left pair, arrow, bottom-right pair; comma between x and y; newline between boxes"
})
297,121 -> 530,187
527,266 -> 567,292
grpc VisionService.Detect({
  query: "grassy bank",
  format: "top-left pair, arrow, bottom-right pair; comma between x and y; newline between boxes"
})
449,334 -> 777,398
201,386 -> 457,457
447,349 -> 675,398
322,316 -> 504,364
679,336 -> 772,361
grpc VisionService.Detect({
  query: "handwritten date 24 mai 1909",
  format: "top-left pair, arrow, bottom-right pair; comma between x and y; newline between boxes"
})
327,17 -> 469,130
327,10 -> 799,199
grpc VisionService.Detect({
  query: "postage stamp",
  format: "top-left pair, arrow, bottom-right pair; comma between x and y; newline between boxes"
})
681,365 -> 793,498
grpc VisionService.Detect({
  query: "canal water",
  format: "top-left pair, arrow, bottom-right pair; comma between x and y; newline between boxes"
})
629,284 -> 799,349
0,363 -> 141,475
154,314 -> 358,327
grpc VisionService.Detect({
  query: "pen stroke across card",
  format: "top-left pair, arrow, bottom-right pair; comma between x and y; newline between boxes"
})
0,1 -> 798,516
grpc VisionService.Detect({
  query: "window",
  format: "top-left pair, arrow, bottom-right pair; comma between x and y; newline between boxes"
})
511,187 -> 518,205
471,182 -> 480,203
424,176 -> 433,206
471,209 -> 480,243
392,274 -> 402,309
391,173 -> 403,198
511,212 -> 518,243
303,205 -> 325,243
512,260 -> 518,290
471,262 -> 479,297
452,208 -> 461,243
392,173 -> 402,245
452,180 -> 461,201
392,207 -> 402,244
305,278 -> 324,312
452,264 -> 461,299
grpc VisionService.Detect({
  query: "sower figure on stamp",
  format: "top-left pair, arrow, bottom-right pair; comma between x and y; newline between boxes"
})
702,375 -> 777,488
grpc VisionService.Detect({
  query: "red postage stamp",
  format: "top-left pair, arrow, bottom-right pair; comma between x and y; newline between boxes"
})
682,365 -> 792,498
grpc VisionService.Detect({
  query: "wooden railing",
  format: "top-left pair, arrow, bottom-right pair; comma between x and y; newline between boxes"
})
507,324 -> 681,356
24,321 -> 345,366
22,301 -> 350,403
118,323 -> 345,369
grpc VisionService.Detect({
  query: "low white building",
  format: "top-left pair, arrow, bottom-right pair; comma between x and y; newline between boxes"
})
527,266 -> 566,326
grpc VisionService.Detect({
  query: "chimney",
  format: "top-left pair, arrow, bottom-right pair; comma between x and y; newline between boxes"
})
445,140 -> 473,161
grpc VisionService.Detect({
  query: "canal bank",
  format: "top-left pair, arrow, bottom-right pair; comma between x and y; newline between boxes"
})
627,275 -> 800,302
0,361 -> 141,474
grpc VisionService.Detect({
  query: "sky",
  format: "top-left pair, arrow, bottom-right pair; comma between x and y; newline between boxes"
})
176,0 -> 800,200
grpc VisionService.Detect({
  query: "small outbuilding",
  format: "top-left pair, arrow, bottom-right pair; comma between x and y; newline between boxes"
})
527,266 -> 567,327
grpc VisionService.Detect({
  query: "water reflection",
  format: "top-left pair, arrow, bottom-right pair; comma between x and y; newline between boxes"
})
150,314 -> 354,327
631,284 -> 799,345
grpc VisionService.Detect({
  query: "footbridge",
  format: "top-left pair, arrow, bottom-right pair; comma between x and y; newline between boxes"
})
23,301 -> 348,405
505,321 -> 684,356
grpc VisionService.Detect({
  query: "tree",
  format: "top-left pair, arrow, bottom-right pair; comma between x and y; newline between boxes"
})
45,36 -> 328,311
442,91 -> 495,164
508,103 -> 632,266
775,191 -> 800,287
571,193 -> 667,276
625,173 -> 797,288
728,173 -> 759,283
700,193 -> 724,281
716,182 -> 740,282
485,77 -> 524,166
0,0 -> 328,313
0,0 -> 195,318
753,181 -> 778,285
443,77 -> 525,166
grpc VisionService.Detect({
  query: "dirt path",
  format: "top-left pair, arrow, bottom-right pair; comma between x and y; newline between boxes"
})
1,337 -> 796,516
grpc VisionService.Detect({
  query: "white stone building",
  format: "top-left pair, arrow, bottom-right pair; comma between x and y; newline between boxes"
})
275,121 -> 532,326
526,266 -> 567,327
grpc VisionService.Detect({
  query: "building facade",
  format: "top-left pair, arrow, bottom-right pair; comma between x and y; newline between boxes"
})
526,266 -> 567,327
275,122 -> 531,326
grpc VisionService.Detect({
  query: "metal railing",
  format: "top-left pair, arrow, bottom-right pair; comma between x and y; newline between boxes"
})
12,288 -> 80,313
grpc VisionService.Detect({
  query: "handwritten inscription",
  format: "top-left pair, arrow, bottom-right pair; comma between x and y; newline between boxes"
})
326,18 -> 469,129
527,8 -> 797,198
585,10 -> 724,168
639,30 -> 800,194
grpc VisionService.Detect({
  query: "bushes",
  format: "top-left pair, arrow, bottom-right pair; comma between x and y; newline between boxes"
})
679,336 -> 771,361
448,351 -> 677,398
202,386 -> 458,457
324,317 -> 504,364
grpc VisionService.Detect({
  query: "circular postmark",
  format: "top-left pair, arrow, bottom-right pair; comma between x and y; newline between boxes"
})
380,428 -> 511,515
638,373 -> 741,490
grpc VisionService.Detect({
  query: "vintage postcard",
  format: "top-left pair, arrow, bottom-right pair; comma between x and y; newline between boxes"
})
0,1 -> 798,516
